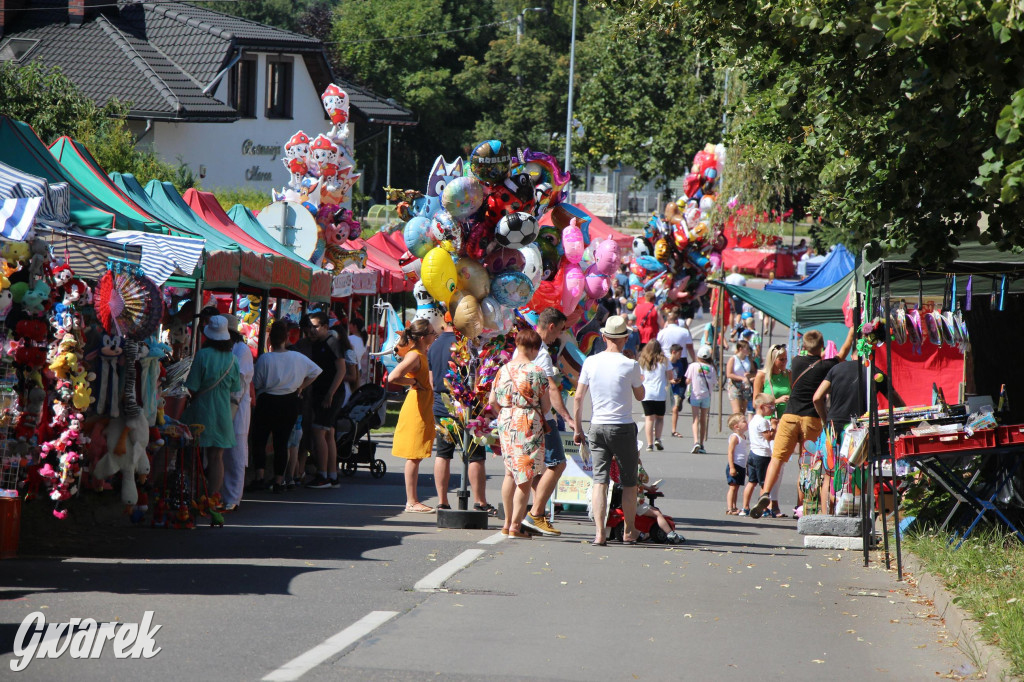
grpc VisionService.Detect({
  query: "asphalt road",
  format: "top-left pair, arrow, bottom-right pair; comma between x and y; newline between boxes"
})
1,402 -> 977,681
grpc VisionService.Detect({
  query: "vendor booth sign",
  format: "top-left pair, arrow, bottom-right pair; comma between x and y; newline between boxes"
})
331,269 -> 352,298
349,267 -> 377,295
551,432 -> 593,505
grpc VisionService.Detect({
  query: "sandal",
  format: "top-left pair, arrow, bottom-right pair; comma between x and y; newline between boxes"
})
725,509 -> 739,515
474,503 -> 499,517
437,504 -> 451,510
671,432 -> 683,438
404,503 -> 434,514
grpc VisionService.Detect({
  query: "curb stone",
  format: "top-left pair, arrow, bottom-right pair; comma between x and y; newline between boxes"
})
902,551 -> 1017,681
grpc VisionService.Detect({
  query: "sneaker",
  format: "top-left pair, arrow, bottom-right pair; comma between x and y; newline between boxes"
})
738,509 -> 749,517
271,483 -> 286,494
286,479 -> 296,491
690,444 -> 700,454
522,512 -> 561,537
654,439 -> 664,451
305,475 -> 332,489
646,445 -> 654,452
666,531 -> 686,544
749,493 -> 771,519
697,445 -> 707,454
329,477 -> 340,487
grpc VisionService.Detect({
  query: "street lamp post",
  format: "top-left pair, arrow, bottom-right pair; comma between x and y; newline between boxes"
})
563,0 -> 578,177
516,6 -> 546,43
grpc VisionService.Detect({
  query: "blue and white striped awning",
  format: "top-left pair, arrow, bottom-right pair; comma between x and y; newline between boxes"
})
35,227 -> 143,282
106,230 -> 205,286
0,197 -> 41,240
0,161 -> 70,226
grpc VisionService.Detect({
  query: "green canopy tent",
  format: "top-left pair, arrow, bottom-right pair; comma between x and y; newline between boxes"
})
720,282 -> 850,346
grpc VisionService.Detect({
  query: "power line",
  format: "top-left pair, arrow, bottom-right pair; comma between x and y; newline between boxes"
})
2,0 -> 242,11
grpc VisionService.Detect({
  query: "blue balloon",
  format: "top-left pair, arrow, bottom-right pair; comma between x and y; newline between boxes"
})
403,216 -> 433,258
490,271 -> 535,308
636,255 -> 666,272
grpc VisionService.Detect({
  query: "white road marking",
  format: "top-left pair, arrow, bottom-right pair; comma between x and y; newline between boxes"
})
478,532 -> 507,545
261,610 -> 398,681
413,549 -> 485,592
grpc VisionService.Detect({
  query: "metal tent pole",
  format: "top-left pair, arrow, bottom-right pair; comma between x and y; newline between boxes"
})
884,263 -> 904,580
257,292 -> 269,358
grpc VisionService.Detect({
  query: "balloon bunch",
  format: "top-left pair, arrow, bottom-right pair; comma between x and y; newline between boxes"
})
628,143 -> 727,304
271,83 -> 362,270
394,140 -> 589,340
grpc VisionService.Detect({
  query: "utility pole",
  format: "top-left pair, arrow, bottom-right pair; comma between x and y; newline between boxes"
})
563,0 -> 578,176
517,6 -> 545,44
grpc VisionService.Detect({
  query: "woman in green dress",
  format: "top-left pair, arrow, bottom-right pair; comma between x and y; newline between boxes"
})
183,315 -> 241,507
752,343 -> 793,516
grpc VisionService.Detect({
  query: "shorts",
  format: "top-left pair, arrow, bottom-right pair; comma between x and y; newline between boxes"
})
311,390 -> 345,430
287,419 -> 302,448
726,464 -> 746,486
543,419 -> 566,468
746,454 -> 771,485
434,421 -> 485,462
641,399 -> 666,417
727,380 -> 752,402
772,413 -> 823,463
689,395 -> 710,409
589,423 -> 639,486
672,393 -> 684,409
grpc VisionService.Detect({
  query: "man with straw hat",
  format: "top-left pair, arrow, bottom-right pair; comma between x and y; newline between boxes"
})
573,315 -> 646,546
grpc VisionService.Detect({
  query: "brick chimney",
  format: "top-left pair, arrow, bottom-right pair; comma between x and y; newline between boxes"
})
0,0 -> 27,39
69,0 -> 106,26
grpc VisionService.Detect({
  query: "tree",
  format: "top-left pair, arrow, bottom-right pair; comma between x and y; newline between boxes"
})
573,10 -> 723,189
0,62 -> 193,191
194,0 -> 310,33
604,0 -> 1024,264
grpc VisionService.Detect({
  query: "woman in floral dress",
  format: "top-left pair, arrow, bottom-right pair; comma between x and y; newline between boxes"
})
488,328 -> 552,538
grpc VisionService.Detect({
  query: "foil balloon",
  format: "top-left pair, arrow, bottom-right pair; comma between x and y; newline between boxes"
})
412,282 -> 444,334
519,243 -> 543,287
517,148 -> 571,214
698,195 -> 715,212
537,226 -> 561,247
691,221 -> 710,242
453,294 -> 483,339
479,296 -> 515,336
636,255 -> 666,272
430,210 -> 461,251
536,239 -> 559,281
562,263 -> 585,312
593,239 -> 620,276
491,271 -> 535,308
483,247 -> 526,276
455,257 -> 491,300
421,247 -> 457,304
469,140 -> 511,186
403,216 -> 433,258
442,176 -> 485,220
686,248 -> 710,271
562,219 -> 585,264
673,224 -> 690,250
654,238 -> 669,262
632,236 -> 651,259
583,265 -> 609,299
630,261 -> 648,279
399,252 -> 422,282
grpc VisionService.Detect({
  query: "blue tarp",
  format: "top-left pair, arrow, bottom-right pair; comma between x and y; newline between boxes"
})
764,244 -> 855,293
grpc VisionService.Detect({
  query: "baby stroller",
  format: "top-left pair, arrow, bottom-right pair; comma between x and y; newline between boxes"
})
605,486 -> 678,543
336,383 -> 388,478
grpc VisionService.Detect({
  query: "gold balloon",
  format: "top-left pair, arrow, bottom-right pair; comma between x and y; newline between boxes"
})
655,238 -> 669,262
453,294 -> 482,339
455,257 -> 491,300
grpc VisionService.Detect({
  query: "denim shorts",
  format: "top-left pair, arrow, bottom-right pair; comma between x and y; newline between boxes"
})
689,395 -> 711,409
543,419 -> 565,467
589,423 -> 639,486
287,420 -> 302,448
726,464 -> 746,486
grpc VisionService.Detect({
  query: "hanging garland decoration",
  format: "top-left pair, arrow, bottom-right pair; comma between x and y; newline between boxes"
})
95,261 -> 164,340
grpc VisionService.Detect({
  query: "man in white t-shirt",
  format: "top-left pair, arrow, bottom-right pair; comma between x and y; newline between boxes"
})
724,266 -> 747,287
514,307 -> 575,537
656,309 -> 695,362
574,315 -> 645,546
347,318 -> 367,384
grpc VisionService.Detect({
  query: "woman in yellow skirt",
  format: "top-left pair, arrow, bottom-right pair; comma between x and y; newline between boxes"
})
388,319 -> 438,513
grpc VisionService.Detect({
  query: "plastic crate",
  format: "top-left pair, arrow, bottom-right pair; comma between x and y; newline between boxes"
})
996,424 -> 1024,446
894,429 -> 997,459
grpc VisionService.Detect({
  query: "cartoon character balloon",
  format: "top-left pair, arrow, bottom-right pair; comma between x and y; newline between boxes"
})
455,257 -> 491,300
491,271 -> 535,308
403,216 -> 434,259
321,84 -> 350,142
420,247 -> 457,305
483,247 -> 526,276
413,282 -> 443,334
309,134 -> 338,179
562,263 -> 585,312
583,265 -> 609,299
519,243 -> 543,287
593,239 -> 620,277
562,219 -> 585,264
442,176 -> 485,220
469,140 -> 511,186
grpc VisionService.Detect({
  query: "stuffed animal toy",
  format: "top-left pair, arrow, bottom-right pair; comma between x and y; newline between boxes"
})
151,495 -> 169,528
167,317 -> 189,360
15,318 -> 47,342
21,281 -> 51,314
141,335 -> 170,426
27,238 -> 49,289
92,412 -> 150,506
95,333 -> 123,417
1,240 -> 29,265
71,367 -> 95,411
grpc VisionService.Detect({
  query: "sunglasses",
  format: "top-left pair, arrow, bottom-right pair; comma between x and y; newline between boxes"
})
771,344 -> 786,351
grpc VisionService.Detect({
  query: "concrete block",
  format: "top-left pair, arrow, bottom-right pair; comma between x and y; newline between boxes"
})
803,535 -> 864,550
797,514 -> 865,537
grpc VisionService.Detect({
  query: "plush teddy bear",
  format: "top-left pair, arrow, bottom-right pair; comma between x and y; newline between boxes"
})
92,413 -> 151,506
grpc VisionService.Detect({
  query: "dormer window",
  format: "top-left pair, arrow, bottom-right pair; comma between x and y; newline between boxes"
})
265,56 -> 293,119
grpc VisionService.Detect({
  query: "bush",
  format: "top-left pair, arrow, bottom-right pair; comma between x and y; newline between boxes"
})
211,186 -> 275,213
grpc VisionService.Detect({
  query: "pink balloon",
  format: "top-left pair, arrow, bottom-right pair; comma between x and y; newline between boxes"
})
593,239 -> 620,276
561,263 -> 585,312
583,265 -> 609,299
562,219 -> 585,264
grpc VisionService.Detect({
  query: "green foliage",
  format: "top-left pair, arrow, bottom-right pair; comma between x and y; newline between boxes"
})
605,0 -> 1024,265
574,11 -> 723,187
0,62 -> 195,193
905,529 -> 1024,676
211,186 -> 274,213
193,0 -> 313,33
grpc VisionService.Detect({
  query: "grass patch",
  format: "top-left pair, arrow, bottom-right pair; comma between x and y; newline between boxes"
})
904,528 -> 1024,676
374,404 -> 401,434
